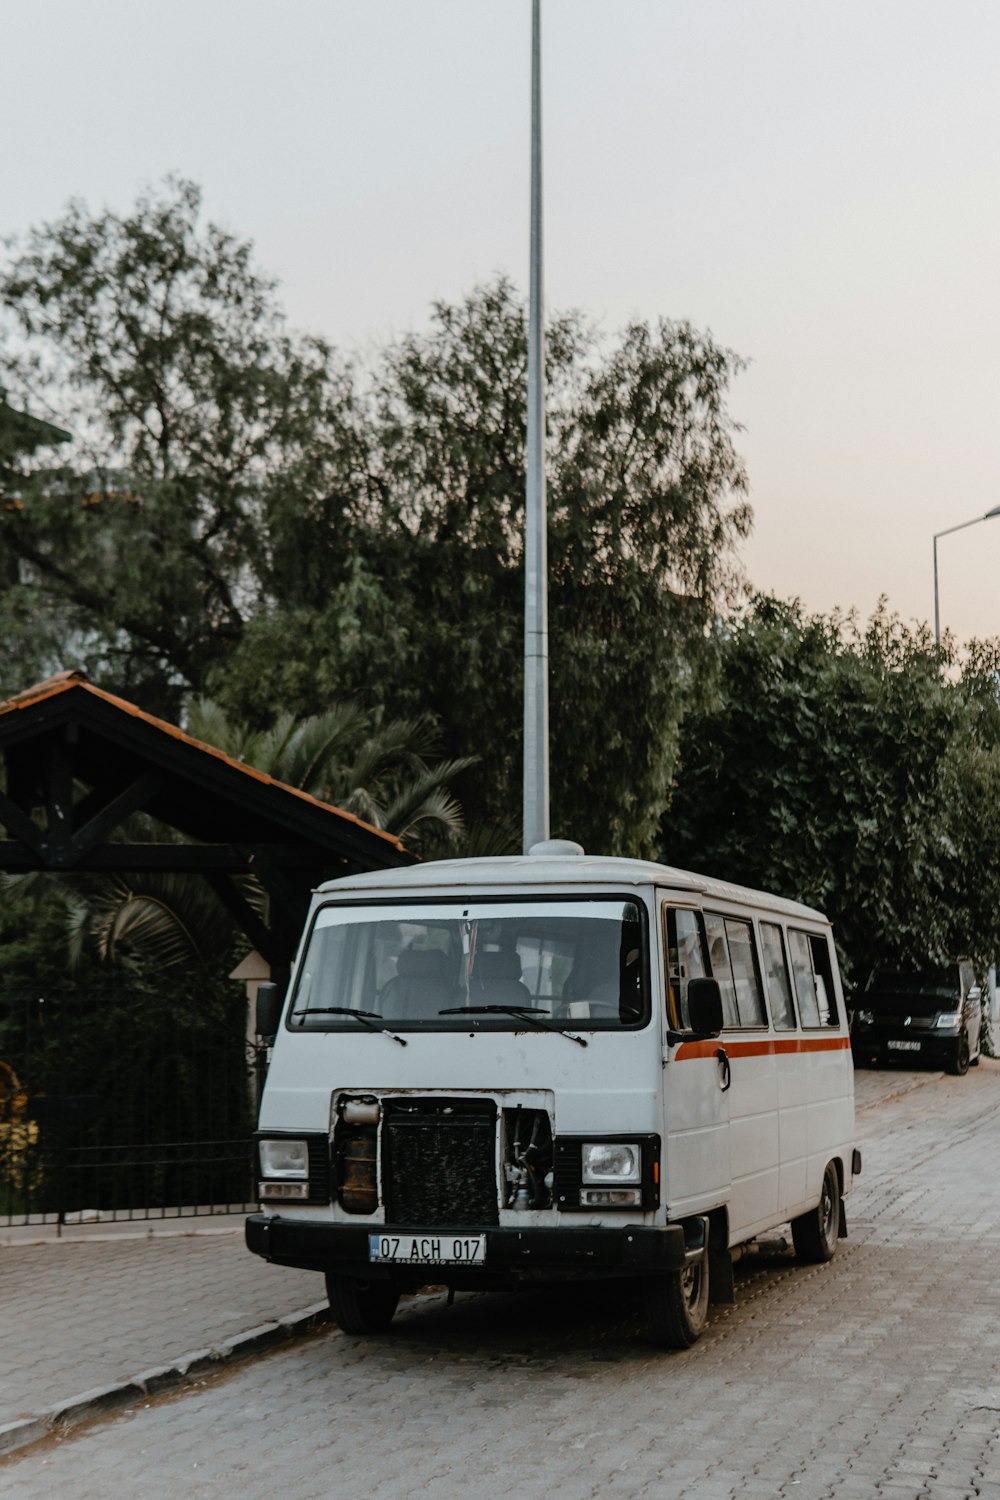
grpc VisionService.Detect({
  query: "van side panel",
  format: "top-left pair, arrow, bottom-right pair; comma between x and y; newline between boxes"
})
663,1057 -> 732,1220
776,1046 -> 809,1214
784,926 -> 855,1218
724,1042 -> 780,1239
657,901 -> 732,1220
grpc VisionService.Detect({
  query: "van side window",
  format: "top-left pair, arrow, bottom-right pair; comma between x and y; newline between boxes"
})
759,921 -> 797,1030
665,907 -> 708,1029
704,912 -> 766,1028
703,913 -> 739,1027
788,929 -> 839,1027
724,918 -> 767,1026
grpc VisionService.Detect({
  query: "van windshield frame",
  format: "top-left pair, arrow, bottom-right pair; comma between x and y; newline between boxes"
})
285,894 -> 651,1033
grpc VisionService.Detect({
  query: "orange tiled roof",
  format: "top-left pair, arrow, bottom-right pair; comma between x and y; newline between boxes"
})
0,671 -> 408,854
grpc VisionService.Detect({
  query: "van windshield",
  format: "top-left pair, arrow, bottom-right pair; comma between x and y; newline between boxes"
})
288,897 -> 648,1032
868,970 -> 959,1002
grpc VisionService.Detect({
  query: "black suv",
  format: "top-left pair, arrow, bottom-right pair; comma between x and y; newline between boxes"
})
852,962 -> 983,1075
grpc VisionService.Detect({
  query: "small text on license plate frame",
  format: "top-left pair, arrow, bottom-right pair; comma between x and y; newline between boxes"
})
368,1233 -> 486,1265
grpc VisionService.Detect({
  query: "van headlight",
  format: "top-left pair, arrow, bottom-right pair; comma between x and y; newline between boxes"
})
554,1134 -> 658,1212
258,1137 -> 311,1200
580,1141 -> 642,1208
582,1141 -> 641,1185
259,1138 -> 309,1178
935,1011 -> 962,1029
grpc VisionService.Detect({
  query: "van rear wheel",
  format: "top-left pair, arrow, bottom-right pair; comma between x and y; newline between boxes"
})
325,1272 -> 399,1334
791,1162 -> 840,1263
643,1256 -> 709,1349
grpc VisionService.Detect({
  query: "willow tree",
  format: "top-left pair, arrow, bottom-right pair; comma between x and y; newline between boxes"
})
234,281 -> 752,854
2,182 -> 751,857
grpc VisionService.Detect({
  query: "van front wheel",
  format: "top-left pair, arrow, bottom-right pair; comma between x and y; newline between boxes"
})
791,1162 -> 840,1263
643,1256 -> 709,1349
947,1034 -> 971,1076
325,1273 -> 400,1334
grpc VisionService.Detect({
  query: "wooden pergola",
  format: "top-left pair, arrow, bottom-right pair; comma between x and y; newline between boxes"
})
0,672 -> 416,974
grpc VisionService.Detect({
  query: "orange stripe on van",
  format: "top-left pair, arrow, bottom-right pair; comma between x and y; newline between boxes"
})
673,1035 -> 851,1061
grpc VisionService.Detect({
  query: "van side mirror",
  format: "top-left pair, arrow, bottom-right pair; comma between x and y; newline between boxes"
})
686,977 -> 724,1037
255,981 -> 283,1040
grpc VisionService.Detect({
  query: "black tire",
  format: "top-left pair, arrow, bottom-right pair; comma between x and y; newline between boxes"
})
643,1256 -> 710,1349
947,1033 -> 971,1076
791,1162 -> 840,1263
325,1273 -> 400,1334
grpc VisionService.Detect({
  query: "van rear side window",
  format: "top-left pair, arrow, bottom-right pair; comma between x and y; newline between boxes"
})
788,929 -> 839,1027
705,913 -> 767,1028
759,922 -> 797,1030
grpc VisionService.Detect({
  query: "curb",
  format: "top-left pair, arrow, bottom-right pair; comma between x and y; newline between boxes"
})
0,1217 -> 248,1248
0,1300 -> 333,1461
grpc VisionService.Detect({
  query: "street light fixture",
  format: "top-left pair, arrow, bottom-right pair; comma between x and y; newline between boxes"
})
933,505 -> 1000,647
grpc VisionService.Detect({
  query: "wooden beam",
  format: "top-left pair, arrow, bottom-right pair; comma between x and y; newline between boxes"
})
67,770 -> 164,863
0,792 -> 46,854
42,730 -> 74,859
246,846 -> 310,926
203,873 -> 277,966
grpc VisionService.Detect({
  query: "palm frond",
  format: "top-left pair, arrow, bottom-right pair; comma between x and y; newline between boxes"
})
88,873 -> 236,970
380,759 -> 475,833
339,784 -> 384,828
185,697 -> 245,757
452,816 -> 522,859
274,704 -> 369,795
64,893 -> 93,971
101,894 -> 206,969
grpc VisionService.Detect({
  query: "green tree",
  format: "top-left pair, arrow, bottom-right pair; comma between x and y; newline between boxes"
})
664,597 -> 1000,985
2,185 -> 751,854
223,280 -> 751,853
0,178 -> 345,708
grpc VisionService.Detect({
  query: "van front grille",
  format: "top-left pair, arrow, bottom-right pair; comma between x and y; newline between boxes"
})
382,1099 -> 498,1227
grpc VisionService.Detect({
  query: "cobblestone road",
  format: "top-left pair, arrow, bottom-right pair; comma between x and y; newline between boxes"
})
0,1230 -> 321,1428
5,1062 -> 1000,1500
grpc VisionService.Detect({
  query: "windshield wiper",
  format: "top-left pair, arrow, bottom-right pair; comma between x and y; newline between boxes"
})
290,1006 -> 407,1046
438,1004 -> 587,1048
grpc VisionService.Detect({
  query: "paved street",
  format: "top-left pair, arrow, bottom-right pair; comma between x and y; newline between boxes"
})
4,1061 -> 1000,1499
0,1227 -> 323,1431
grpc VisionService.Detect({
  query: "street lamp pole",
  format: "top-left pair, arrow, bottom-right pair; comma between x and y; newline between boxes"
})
933,506 -> 1000,648
523,0 -> 549,852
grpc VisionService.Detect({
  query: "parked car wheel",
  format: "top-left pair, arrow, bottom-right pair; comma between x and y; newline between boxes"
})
325,1273 -> 400,1334
791,1162 -> 840,1263
947,1033 -> 971,1076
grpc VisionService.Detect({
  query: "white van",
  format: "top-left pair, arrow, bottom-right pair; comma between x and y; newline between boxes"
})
246,847 -> 859,1348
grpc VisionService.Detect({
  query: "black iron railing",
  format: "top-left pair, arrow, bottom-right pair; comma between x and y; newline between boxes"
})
0,986 -> 256,1225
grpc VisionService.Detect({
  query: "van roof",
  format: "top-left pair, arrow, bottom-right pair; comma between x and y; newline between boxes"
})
316,854 -> 828,923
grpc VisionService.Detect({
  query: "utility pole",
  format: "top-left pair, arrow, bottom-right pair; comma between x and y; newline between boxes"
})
522,0 -> 550,853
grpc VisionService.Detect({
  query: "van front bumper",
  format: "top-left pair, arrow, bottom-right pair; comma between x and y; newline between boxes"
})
852,1030 -> 962,1066
245,1213 -> 690,1281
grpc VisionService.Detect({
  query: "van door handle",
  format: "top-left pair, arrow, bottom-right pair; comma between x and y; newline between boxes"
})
716,1047 -> 731,1092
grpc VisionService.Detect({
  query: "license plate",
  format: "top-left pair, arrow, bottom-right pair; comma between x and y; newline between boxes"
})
888,1039 -> 921,1052
368,1233 -> 486,1266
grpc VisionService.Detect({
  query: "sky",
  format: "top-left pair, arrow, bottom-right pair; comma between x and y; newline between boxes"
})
5,0 -> 1000,644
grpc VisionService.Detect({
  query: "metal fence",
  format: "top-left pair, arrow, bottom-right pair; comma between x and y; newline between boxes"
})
0,985 -> 257,1225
